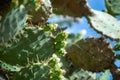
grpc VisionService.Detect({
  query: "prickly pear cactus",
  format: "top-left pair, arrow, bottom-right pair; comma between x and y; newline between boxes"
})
1,0 -> 119,80
88,9 -> 120,40
0,23 -> 67,79
11,0 -> 52,25
66,38 -> 115,72
0,26 -> 55,66
12,62 -> 51,80
0,21 -> 68,79
10,54 -> 63,80
105,0 -> 120,15
0,5 -> 27,44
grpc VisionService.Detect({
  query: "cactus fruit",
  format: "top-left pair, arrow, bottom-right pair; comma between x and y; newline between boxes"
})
43,23 -> 57,31
87,9 -> 120,40
55,41 -> 66,50
48,54 -> 63,80
56,49 -> 67,56
66,38 -> 115,72
0,5 -> 27,44
0,26 -> 55,66
105,0 -> 120,15
55,32 -> 68,56
55,32 -> 68,42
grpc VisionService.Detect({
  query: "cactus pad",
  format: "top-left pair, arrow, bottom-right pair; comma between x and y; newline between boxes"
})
70,69 -> 96,80
0,26 -> 55,66
30,0 -> 52,24
0,5 -> 27,44
105,0 -> 120,15
66,38 -> 115,72
88,10 -> 120,40
12,63 -> 51,80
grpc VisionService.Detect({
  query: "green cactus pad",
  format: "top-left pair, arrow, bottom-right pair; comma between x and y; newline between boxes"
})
0,26 -> 55,66
69,69 -> 96,80
88,9 -> 120,40
105,0 -> 120,15
0,5 -> 27,44
66,38 -> 114,72
12,62 -> 51,80
11,56 -> 63,80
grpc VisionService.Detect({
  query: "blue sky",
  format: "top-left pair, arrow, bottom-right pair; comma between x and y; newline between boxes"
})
87,0 -> 105,10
